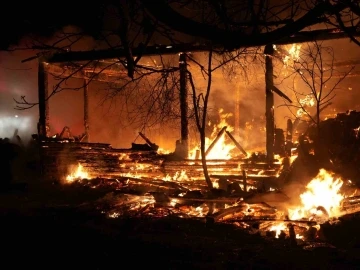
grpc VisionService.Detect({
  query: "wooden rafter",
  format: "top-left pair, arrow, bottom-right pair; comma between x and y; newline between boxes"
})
36,27 -> 360,64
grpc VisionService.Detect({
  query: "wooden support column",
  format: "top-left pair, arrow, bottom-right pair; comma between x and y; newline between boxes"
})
264,45 -> 275,162
234,83 -> 241,139
38,59 -> 49,138
179,53 -> 189,158
83,78 -> 90,142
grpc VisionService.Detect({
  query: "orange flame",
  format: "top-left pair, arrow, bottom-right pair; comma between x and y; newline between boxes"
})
66,164 -> 90,183
189,108 -> 236,160
288,169 -> 344,221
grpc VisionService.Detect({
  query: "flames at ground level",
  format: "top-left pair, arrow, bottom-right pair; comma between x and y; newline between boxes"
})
64,163 -> 359,243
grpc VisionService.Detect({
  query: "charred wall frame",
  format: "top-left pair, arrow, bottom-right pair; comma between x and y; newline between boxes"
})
36,27 -> 360,157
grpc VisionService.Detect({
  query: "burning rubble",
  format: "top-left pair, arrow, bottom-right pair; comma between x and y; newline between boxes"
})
38,108 -> 360,250
63,156 -> 358,247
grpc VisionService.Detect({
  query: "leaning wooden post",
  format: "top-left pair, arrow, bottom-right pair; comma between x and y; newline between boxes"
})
264,45 -> 275,163
179,53 -> 189,158
38,58 -> 50,138
83,78 -> 90,142
242,170 -> 247,192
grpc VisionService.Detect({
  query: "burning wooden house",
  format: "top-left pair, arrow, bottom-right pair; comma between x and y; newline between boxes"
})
24,27 -> 360,243
32,43 -> 297,191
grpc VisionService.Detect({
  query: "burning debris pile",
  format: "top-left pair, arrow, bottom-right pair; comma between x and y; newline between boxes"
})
38,108 -> 360,249
64,162 -> 360,246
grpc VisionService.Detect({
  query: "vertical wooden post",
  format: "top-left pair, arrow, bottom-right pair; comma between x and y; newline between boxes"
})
179,53 -> 189,158
264,45 -> 275,162
83,78 -> 90,142
234,83 -> 241,139
38,59 -> 49,138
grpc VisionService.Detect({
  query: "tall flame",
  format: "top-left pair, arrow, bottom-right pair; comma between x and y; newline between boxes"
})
288,169 -> 344,221
189,108 -> 236,159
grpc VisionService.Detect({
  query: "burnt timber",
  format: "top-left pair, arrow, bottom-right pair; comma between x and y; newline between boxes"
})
41,139 -> 283,191
37,27 -> 360,64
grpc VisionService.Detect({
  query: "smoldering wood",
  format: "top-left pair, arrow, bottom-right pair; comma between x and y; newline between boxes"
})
206,202 -> 278,223
41,139 -> 284,188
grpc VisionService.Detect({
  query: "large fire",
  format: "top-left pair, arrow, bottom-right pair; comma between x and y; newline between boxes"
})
65,157 -> 357,242
267,169 -> 346,239
189,108 -> 237,160
288,169 -> 344,222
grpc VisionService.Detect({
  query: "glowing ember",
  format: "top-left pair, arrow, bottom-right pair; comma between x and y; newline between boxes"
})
288,169 -> 344,222
66,164 -> 90,182
163,170 -> 189,181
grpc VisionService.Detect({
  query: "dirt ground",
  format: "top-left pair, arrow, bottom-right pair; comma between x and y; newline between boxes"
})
1,183 -> 360,269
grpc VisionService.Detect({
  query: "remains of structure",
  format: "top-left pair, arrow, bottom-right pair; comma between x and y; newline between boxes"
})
29,26 -> 360,187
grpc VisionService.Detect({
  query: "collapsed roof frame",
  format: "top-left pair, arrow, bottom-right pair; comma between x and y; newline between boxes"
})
34,26 -> 360,159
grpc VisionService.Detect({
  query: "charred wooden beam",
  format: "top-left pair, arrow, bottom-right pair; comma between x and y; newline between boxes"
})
139,132 -> 159,151
179,53 -> 189,158
264,45 -> 275,162
272,86 -> 292,103
45,62 -> 128,81
38,28 -> 360,64
38,60 -> 49,138
225,130 -> 248,156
